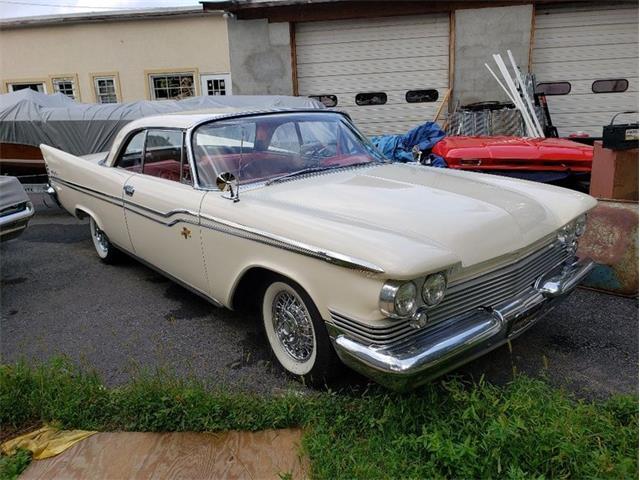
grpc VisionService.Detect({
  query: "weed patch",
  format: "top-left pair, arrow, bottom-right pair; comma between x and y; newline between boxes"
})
1,358 -> 637,479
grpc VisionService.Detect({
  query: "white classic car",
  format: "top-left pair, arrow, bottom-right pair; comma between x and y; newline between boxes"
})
41,108 -> 596,390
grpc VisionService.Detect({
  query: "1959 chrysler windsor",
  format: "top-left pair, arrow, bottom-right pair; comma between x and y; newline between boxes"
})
42,108 -> 597,390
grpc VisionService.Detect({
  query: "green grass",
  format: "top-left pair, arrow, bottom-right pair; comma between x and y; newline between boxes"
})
0,358 -> 637,479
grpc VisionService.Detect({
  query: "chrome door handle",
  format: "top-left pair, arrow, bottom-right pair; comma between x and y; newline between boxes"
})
123,185 -> 135,196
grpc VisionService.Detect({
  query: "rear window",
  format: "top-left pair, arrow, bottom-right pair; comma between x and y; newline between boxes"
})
592,79 -> 629,93
536,82 -> 571,96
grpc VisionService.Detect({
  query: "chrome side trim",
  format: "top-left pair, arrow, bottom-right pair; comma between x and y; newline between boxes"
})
199,213 -> 385,273
50,176 -> 122,207
51,176 -> 384,273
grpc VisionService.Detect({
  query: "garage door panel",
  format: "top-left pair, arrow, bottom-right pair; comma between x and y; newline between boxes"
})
542,93 -> 637,114
297,14 -> 448,33
297,39 -> 448,64
297,24 -> 448,46
563,78 -> 639,95
535,7 -> 638,28
298,70 -> 449,95
336,88 -> 449,107
533,5 -> 638,136
534,58 -> 638,81
296,14 -> 449,135
534,29 -> 637,49
297,56 -> 449,78
533,43 -> 638,64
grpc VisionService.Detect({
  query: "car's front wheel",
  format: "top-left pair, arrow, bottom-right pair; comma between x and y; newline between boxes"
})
89,217 -> 120,264
261,277 -> 340,386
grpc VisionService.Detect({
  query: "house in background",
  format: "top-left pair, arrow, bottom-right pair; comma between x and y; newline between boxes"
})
0,7 -> 232,103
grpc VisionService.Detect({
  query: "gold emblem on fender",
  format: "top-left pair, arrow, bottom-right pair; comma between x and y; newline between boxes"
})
180,227 -> 192,239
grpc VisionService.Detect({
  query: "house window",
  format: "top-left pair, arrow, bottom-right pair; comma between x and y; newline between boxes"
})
52,77 -> 77,99
535,82 -> 571,96
309,95 -> 338,107
592,79 -> 628,94
94,76 -> 118,104
206,78 -> 226,95
355,92 -> 387,106
406,89 -> 439,103
8,82 -> 46,93
149,73 -> 195,100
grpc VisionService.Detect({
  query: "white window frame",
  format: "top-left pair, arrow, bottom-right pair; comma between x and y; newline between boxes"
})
51,76 -> 78,100
7,81 -> 47,93
201,73 -> 232,96
93,76 -> 118,104
148,72 -> 196,100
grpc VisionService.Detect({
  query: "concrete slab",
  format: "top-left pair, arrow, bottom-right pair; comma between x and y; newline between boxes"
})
21,429 -> 308,479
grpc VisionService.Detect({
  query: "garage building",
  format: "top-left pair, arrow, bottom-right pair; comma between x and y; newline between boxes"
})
207,0 -> 638,138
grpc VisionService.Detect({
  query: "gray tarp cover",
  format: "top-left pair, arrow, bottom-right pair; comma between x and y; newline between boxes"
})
0,176 -> 30,210
0,90 -> 324,155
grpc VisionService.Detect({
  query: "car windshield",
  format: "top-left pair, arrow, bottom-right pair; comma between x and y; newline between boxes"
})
191,112 -> 387,187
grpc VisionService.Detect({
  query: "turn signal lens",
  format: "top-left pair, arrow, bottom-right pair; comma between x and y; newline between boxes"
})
422,272 -> 447,306
575,214 -> 587,237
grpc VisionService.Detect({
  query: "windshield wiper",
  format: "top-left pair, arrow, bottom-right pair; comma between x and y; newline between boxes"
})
265,162 -> 375,186
265,166 -> 334,186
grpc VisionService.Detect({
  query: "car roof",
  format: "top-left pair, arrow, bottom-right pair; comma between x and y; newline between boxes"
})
123,107 -> 333,130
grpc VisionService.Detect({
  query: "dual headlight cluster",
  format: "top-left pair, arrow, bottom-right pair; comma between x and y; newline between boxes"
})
379,272 -> 447,322
557,213 -> 588,252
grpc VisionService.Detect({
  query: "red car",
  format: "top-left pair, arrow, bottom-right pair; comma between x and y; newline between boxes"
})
432,136 -> 592,176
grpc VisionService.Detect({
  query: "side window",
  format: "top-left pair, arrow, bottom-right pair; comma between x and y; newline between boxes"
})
116,131 -> 146,172
269,123 -> 301,154
143,129 -> 190,184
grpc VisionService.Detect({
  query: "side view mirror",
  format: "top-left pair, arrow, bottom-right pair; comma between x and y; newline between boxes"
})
216,172 -> 240,202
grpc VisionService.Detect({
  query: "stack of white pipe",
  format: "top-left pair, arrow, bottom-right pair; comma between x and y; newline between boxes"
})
485,50 -> 544,138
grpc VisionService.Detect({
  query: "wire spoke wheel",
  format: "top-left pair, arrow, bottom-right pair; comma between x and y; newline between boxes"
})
262,280 -> 318,377
271,290 -> 315,362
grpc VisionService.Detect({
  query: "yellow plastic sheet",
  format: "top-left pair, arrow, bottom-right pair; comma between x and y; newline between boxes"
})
1,426 -> 97,460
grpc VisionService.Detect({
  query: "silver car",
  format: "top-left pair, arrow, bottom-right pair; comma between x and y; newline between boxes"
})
0,176 -> 34,241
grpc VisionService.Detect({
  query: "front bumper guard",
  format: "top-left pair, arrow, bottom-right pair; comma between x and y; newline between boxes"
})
331,257 -> 594,391
0,202 -> 35,240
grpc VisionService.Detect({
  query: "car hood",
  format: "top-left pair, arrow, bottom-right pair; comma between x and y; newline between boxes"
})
230,163 -> 596,278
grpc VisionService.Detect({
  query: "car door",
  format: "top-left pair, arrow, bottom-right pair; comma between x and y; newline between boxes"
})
122,129 -> 210,295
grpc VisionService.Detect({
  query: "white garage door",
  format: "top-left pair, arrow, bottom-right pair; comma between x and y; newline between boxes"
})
532,4 -> 639,137
295,14 -> 450,136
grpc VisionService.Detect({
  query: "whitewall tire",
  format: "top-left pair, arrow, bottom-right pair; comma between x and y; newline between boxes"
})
89,217 -> 120,264
261,277 -> 341,385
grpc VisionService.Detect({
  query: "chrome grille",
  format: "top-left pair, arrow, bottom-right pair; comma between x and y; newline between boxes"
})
330,241 -> 572,347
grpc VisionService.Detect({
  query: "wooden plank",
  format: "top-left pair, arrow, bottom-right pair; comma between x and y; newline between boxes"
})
21,429 -> 309,480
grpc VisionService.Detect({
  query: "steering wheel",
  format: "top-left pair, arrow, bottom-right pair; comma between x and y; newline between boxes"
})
301,143 -> 333,166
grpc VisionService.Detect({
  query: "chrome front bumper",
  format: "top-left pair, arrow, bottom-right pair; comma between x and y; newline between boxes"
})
0,202 -> 35,241
331,257 -> 594,391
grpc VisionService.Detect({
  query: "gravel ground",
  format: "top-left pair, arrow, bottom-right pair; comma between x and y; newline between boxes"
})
1,199 -> 638,399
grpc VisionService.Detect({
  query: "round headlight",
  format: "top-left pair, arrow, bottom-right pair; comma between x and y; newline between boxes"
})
422,272 -> 447,306
575,214 -> 587,236
394,282 -> 417,317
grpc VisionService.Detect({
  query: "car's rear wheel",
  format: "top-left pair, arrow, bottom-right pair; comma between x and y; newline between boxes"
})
261,277 -> 341,386
89,217 -> 120,264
